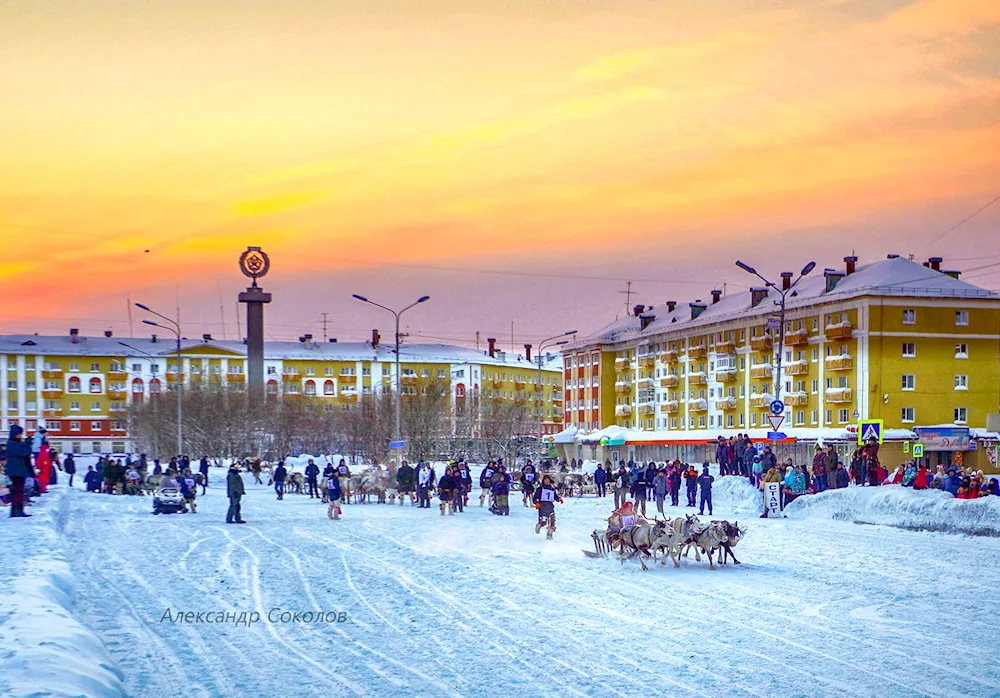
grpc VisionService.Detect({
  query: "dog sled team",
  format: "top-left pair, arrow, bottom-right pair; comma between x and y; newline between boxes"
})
587,500 -> 745,571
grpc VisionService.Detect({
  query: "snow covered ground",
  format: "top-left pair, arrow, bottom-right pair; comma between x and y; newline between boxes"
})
3,474 -> 1000,698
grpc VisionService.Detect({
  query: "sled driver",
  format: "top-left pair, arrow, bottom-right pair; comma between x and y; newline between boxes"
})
520,461 -> 538,507
533,475 -> 563,539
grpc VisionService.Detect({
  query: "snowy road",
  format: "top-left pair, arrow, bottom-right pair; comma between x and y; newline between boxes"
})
5,475 -> 1000,698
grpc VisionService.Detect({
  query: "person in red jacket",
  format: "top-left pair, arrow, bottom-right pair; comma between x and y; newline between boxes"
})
913,465 -> 930,490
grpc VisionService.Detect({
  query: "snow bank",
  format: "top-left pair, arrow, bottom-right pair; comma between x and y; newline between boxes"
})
784,485 -> 1000,536
0,487 -> 127,698
712,476 -> 764,516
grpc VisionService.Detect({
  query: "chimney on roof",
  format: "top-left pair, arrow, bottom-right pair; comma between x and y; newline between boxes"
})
70,328 -> 79,344
640,314 -> 656,330
922,261 -> 930,268
943,270 -> 961,279
666,301 -> 676,312
329,338 -> 338,343
689,301 -> 707,320
844,255 -> 858,275
202,334 -> 212,342
487,337 -> 496,357
750,287 -> 768,308
928,256 -> 943,272
151,334 -> 158,343
523,343 -> 532,361
887,254 -> 900,259
633,304 -> 645,317
711,289 -> 722,304
824,268 -> 845,293
372,329 -> 381,347
780,272 -> 793,291
104,330 -> 113,338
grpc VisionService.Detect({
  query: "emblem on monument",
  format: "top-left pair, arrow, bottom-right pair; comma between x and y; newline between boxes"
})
239,246 -> 270,286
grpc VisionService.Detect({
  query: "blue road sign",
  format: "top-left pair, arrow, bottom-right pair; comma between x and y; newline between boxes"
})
755,442 -> 765,454
770,400 -> 785,415
389,440 -> 406,449
767,432 -> 787,440
857,419 -> 883,445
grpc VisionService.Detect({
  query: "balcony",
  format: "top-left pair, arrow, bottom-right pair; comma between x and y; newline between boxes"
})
515,380 -> 526,389
825,355 -> 853,371
41,370 -> 63,380
614,358 -> 629,371
108,389 -> 127,400
750,335 -> 774,351
713,397 -> 737,411
340,393 -> 359,403
783,361 -> 809,376
615,381 -> 632,395
615,404 -> 632,417
660,375 -> 679,389
227,374 -> 246,383
533,383 -> 542,392
825,322 -> 853,340
659,350 -> 678,363
749,393 -> 775,408
688,372 -> 707,386
41,389 -> 63,399
714,369 -> 737,383
43,408 -> 63,418
552,415 -> 563,423
716,340 -> 736,354
661,401 -> 679,414
784,329 -> 809,346
165,373 -> 185,382
282,372 -> 300,381
637,356 -> 655,370
784,392 -> 809,407
687,398 -> 708,412
687,345 -> 707,359
750,364 -> 773,380
825,388 -> 853,403
552,397 -> 563,407
515,398 -> 526,406
636,377 -> 654,390
336,374 -> 356,384
107,371 -> 128,381
638,403 -> 655,416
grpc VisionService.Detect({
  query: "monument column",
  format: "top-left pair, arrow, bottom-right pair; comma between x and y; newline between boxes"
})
237,247 -> 272,403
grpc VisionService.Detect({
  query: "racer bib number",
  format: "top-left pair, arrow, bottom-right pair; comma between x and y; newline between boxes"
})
621,514 -> 636,527
539,488 -> 555,502
525,473 -> 535,482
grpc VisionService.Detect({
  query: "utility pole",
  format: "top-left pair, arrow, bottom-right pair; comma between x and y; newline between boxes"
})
619,281 -> 636,315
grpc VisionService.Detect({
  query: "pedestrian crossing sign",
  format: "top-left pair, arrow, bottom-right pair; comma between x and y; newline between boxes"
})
857,419 -> 883,445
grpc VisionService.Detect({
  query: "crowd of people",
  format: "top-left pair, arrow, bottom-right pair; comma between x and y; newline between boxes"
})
591,460 -> 717,516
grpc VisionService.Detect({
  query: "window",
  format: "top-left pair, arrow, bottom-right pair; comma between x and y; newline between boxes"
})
795,411 -> 805,426
324,367 -> 333,376
70,401 -> 80,411
383,367 -> 391,377
902,343 -> 915,358
726,414 -> 734,428
341,367 -> 356,376
825,409 -> 832,424
211,365 -> 221,375
901,407 -> 915,423
838,376 -> 849,389
48,421 -> 61,430
70,421 -> 81,432
304,381 -> 316,396
267,366 -> 277,375
955,344 -> 968,358
323,380 -> 335,396
437,369 -> 446,379
954,407 -> 967,424
812,318 -> 819,332
132,363 -> 141,373
91,401 -> 101,411
698,416 -> 706,428
811,379 -> 819,394
838,409 -> 849,424
190,364 -> 201,374
305,367 -> 315,376
91,442 -> 101,454
670,418 -> 678,429
110,420 -> 124,431
738,413 -> 744,427
72,442 -> 81,454
90,363 -> 100,372
362,367 -> 372,377
812,348 -> 818,362
69,362 -> 79,372
68,376 -> 81,393
902,375 -> 915,390
751,413 -> 757,427
811,409 -> 818,424
902,309 -> 915,325
955,311 -> 968,326
150,364 -> 160,374
954,375 -> 968,390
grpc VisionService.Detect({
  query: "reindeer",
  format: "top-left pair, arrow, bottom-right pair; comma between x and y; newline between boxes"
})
715,521 -> 745,565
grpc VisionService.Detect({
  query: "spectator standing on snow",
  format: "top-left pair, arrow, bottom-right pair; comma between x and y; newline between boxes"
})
63,454 -> 76,488
668,463 -> 682,507
396,460 -> 416,505
812,445 -> 827,492
613,464 -> 629,509
632,467 -> 648,516
226,464 -> 246,524
438,466 -> 458,516
684,464 -> 699,507
417,462 -> 434,509
835,463 -> 850,490
652,468 -> 668,515
305,459 -> 320,499
825,446 -> 839,490
199,457 -> 210,493
5,425 -> 34,518
594,462 -> 607,498
697,465 -> 714,516
644,462 -> 657,502
273,461 -> 288,500
84,465 -> 100,492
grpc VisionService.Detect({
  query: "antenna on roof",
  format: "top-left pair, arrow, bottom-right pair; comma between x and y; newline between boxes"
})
618,281 -> 637,315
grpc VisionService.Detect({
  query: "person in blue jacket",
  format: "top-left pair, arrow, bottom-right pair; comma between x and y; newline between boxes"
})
63,454 -> 77,488
84,465 -> 100,492
942,469 -> 962,496
593,463 -> 607,498
697,464 -> 715,516
273,461 -> 287,500
325,471 -> 343,520
179,468 -> 198,513
5,425 -> 34,518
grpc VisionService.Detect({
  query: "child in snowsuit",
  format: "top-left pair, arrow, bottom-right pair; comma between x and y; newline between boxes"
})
180,470 -> 198,512
491,466 -> 512,515
520,463 -> 537,507
533,476 -> 563,539
326,472 -> 343,520
438,466 -> 458,516
479,461 -> 497,507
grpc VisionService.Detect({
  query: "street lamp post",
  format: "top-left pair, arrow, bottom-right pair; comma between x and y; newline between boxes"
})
537,330 -> 577,454
351,294 -> 430,461
135,304 -> 184,457
734,260 -> 816,414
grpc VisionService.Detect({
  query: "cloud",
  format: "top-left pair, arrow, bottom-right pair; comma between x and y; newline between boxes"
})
878,0 -> 1000,35
233,190 -> 332,217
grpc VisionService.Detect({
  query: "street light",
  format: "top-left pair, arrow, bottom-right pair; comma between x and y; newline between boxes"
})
135,304 -> 183,457
351,294 -> 430,462
734,259 -> 815,422
536,330 -> 577,452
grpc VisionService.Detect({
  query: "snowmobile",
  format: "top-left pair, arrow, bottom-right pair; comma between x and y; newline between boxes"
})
152,487 -> 188,515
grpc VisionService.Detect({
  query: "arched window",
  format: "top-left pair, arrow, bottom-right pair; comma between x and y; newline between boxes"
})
68,376 -> 81,393
149,379 -> 161,395
131,378 -> 144,393
88,377 -> 102,394
266,380 -> 279,395
456,383 -> 466,398
304,380 -> 316,396
323,380 -> 335,396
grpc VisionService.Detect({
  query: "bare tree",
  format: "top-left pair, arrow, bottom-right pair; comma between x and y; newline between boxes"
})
401,377 -> 451,461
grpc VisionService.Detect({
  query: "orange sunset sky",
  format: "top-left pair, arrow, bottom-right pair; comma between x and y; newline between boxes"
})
1,0 -> 999,346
